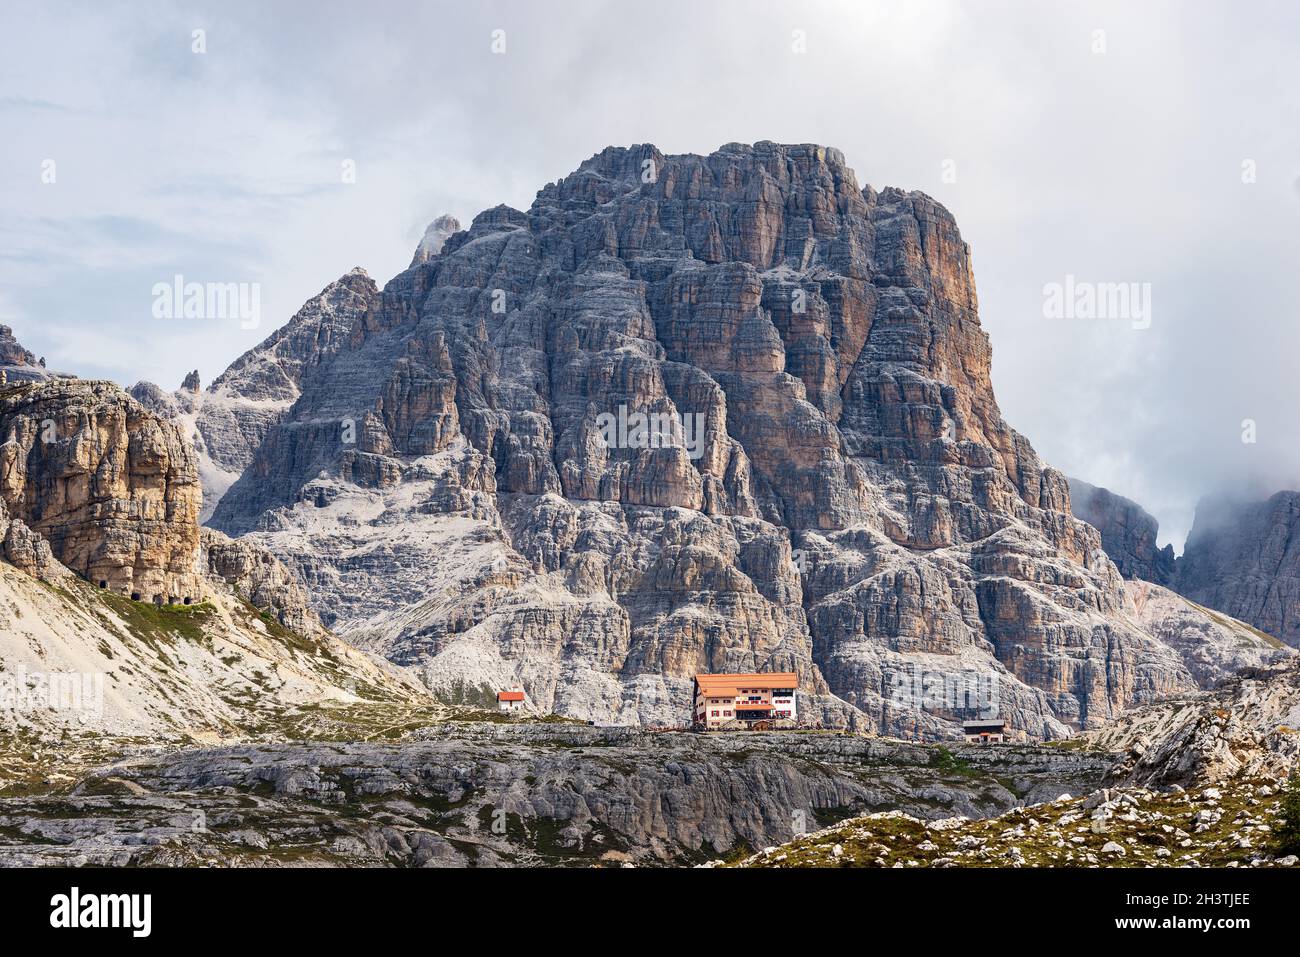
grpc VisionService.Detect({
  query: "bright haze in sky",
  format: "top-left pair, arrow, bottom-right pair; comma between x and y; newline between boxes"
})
3,0 -> 1299,548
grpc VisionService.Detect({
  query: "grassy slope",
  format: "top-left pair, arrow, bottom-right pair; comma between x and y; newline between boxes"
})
728,775 -> 1296,868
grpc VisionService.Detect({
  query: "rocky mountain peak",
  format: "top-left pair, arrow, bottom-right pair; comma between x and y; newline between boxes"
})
195,267 -> 380,476
0,325 -> 36,366
197,141 -> 1275,737
0,325 -> 49,382
410,214 -> 462,266
209,268 -> 379,404
121,267 -> 385,523
1072,479 -> 1300,650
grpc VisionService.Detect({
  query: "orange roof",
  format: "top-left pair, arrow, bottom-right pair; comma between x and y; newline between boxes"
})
694,673 -> 798,696
497,690 -> 524,702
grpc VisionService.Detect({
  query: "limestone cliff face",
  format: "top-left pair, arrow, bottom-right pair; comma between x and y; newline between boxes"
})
0,373 -> 424,739
1068,478 -> 1176,586
0,496 -> 69,581
0,378 -> 202,602
207,142 -> 1257,736
1176,492 -> 1300,648
1121,580 -> 1287,686
0,326 -> 38,369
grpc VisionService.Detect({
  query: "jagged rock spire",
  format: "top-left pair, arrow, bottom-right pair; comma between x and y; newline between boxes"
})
410,214 -> 461,266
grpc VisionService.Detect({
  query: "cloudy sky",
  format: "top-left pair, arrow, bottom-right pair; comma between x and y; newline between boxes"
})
3,0 -> 1298,547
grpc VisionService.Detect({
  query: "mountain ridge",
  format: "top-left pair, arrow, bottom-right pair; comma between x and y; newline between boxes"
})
1069,477 -> 1300,649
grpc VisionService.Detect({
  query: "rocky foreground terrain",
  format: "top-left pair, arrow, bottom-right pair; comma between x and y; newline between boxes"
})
5,657 -> 1299,868
3,607 -> 1296,869
726,777 -> 1297,869
0,724 -> 1111,867
730,657 -> 1300,868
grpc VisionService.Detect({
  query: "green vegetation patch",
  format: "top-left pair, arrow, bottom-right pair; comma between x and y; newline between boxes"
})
97,590 -> 215,644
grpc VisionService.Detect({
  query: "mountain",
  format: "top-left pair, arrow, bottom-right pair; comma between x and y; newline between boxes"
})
0,325 -> 51,383
1069,478 -> 1300,650
1177,492 -> 1300,648
199,267 -> 379,474
195,141 -> 1273,738
129,267 -> 382,521
0,375 -> 423,740
0,167 -> 1294,869
1,378 -> 202,602
1068,478 -> 1176,586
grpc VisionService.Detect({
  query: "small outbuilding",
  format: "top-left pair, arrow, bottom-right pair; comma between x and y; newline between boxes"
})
496,688 -> 525,712
963,718 -> 1008,744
